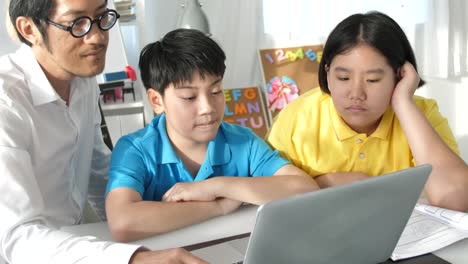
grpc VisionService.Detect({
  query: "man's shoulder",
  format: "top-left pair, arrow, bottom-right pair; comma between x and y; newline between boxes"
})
0,53 -> 27,89
0,45 -> 29,76
0,47 -> 41,102
0,68 -> 31,110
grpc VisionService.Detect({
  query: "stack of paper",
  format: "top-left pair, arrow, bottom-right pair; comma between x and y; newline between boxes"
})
391,203 -> 468,260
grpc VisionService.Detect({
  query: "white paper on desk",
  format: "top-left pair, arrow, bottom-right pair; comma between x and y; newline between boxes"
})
415,203 -> 468,230
391,203 -> 468,260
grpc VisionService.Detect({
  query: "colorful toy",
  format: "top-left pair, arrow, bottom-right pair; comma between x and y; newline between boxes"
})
266,76 -> 299,111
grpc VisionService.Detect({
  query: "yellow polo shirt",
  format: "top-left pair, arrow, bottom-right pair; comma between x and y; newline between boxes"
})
266,88 -> 460,177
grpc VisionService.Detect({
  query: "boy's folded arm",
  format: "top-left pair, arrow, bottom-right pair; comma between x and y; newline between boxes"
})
209,164 -> 320,205
161,165 -> 318,206
105,187 -> 233,242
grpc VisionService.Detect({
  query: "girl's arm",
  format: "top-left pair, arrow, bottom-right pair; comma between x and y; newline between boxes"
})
392,62 -> 468,211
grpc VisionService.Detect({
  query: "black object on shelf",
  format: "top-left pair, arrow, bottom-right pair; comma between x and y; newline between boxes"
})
99,80 -> 124,103
99,80 -> 135,103
99,102 -> 113,150
122,81 -> 135,101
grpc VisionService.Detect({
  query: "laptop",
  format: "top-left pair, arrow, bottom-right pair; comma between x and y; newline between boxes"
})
191,164 -> 432,264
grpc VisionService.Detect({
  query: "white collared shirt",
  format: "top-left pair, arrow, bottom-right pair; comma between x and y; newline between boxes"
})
0,45 -> 139,263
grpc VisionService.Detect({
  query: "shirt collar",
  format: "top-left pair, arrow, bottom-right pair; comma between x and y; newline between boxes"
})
16,44 -> 63,106
207,123 -> 231,166
371,107 -> 394,139
329,98 -> 394,141
156,115 -> 231,165
156,114 -> 180,164
329,100 -> 356,140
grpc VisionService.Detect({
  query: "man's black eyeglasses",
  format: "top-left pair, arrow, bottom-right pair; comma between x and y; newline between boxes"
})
45,9 -> 120,38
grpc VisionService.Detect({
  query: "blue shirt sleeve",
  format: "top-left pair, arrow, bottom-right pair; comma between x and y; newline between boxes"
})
105,136 -> 147,197
247,132 -> 290,176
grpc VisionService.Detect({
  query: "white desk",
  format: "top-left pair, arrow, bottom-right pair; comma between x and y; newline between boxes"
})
433,239 -> 468,263
62,205 -> 467,263
63,205 -> 257,249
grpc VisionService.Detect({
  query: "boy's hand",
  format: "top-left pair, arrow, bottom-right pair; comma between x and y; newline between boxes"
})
391,62 -> 420,110
162,181 -> 217,202
162,181 -> 242,216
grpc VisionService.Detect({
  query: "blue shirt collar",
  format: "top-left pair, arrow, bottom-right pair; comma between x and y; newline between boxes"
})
156,114 -> 179,164
207,123 -> 232,166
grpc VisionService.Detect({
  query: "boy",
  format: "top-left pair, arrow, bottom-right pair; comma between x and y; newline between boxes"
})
105,28 -> 319,242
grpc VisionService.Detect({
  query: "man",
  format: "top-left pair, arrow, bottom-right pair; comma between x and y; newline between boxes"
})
0,0 -> 206,263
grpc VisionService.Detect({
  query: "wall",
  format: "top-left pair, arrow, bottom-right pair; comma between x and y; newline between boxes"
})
417,78 -> 468,162
131,0 -> 180,121
136,0 -> 179,46
0,1 -> 19,55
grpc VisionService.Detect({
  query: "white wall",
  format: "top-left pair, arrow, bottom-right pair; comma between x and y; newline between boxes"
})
134,0 -> 194,122
0,1 -> 19,55
136,0 -> 179,47
417,78 -> 468,162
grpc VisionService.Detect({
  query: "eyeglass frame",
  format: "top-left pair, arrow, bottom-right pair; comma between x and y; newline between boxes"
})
44,9 -> 120,38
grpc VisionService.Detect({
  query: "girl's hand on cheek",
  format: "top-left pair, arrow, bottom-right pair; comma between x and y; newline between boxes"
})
391,62 -> 420,110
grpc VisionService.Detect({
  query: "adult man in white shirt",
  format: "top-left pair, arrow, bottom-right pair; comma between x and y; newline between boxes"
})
0,0 -> 206,263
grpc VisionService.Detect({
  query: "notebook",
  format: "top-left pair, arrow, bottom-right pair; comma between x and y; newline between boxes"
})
191,164 -> 432,264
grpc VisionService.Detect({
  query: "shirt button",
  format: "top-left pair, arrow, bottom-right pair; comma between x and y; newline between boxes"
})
356,138 -> 362,144
359,153 -> 365,159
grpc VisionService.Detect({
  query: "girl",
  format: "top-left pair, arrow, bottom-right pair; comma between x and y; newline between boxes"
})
267,11 -> 468,211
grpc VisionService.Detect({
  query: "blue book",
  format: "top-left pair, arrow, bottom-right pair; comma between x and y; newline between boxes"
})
103,71 -> 128,82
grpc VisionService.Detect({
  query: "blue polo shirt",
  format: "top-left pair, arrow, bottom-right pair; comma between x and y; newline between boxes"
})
106,114 -> 289,201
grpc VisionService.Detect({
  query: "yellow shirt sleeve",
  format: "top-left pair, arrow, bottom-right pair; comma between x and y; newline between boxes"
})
415,96 -> 460,155
266,106 -> 296,164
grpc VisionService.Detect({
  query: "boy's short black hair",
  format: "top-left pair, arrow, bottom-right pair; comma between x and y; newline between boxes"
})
139,28 -> 226,94
318,11 -> 425,94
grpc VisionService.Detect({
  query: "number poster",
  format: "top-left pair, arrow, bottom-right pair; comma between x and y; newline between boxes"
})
259,44 -> 323,118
